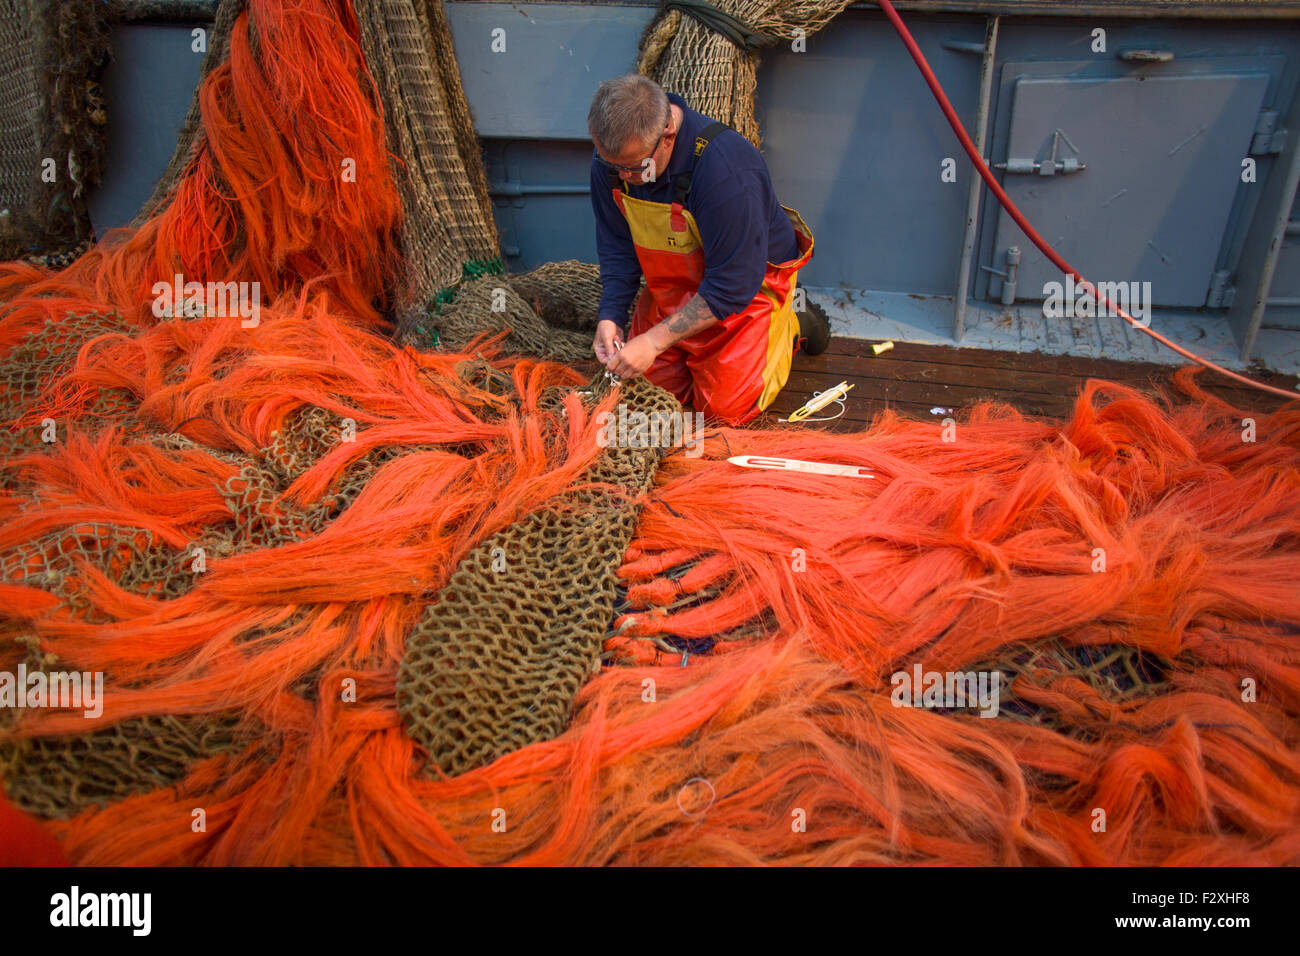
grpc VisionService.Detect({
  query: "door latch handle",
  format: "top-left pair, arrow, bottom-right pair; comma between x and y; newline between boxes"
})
995,128 -> 1086,176
994,157 -> 1086,175
1119,48 -> 1175,63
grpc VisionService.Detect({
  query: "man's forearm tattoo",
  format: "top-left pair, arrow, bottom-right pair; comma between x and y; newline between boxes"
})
664,294 -> 717,339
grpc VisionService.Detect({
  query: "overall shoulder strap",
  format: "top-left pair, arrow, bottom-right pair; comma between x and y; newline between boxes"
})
673,121 -> 729,206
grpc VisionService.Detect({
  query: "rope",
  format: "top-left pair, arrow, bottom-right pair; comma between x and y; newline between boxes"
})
663,0 -> 775,51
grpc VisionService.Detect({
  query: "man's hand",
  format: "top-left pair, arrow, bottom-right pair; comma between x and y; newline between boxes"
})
605,333 -> 660,380
595,295 -> 719,381
593,319 -> 624,365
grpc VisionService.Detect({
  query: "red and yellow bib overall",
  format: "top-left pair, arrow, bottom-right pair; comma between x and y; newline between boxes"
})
610,134 -> 815,426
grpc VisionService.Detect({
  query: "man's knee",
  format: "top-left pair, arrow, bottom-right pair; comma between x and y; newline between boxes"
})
644,350 -> 693,405
695,386 -> 761,426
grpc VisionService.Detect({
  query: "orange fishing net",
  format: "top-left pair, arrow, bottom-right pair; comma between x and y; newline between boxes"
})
1,0 -> 1298,865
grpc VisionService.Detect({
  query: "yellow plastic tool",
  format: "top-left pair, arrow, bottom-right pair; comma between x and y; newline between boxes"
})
787,381 -> 854,423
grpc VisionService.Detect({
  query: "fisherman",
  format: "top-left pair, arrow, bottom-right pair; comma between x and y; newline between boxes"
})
588,74 -> 829,426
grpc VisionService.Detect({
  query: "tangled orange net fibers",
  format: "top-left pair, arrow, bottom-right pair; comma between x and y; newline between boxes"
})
2,0 -> 1299,865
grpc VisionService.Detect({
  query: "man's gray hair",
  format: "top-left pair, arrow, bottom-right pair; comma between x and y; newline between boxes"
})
588,74 -> 671,157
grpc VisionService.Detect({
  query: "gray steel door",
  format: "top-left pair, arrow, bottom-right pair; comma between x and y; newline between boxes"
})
991,67 -> 1270,307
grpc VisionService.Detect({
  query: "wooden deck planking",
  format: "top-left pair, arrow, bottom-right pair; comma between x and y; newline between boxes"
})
574,336 -> 1300,431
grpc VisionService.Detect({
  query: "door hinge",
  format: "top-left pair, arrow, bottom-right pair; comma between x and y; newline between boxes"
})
1250,110 -> 1288,155
980,247 -> 1021,304
1206,269 -> 1235,309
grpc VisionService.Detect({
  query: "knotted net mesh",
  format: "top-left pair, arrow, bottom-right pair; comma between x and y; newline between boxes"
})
398,374 -> 680,777
0,0 -> 113,262
638,1 -> 856,147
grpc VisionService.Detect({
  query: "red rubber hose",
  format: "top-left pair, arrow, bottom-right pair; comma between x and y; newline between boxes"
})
876,0 -> 1299,402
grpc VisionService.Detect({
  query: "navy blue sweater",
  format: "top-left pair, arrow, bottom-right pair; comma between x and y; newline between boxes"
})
591,92 -> 799,334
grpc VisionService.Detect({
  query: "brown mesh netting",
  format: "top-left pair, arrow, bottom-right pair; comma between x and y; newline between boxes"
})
397,374 -> 681,777
397,272 -> 594,362
973,638 -> 1172,734
1,708 -> 255,820
0,0 -> 114,260
0,632 -> 257,820
637,0 -> 855,147
354,0 -> 502,313
506,259 -> 612,335
133,0 -> 501,316
0,310 -> 136,427
0,383 -> 449,819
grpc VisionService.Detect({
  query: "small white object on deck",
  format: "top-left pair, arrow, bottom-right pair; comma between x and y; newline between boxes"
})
727,455 -> 874,478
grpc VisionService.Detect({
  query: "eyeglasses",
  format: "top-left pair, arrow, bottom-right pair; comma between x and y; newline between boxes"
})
595,130 -> 666,174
